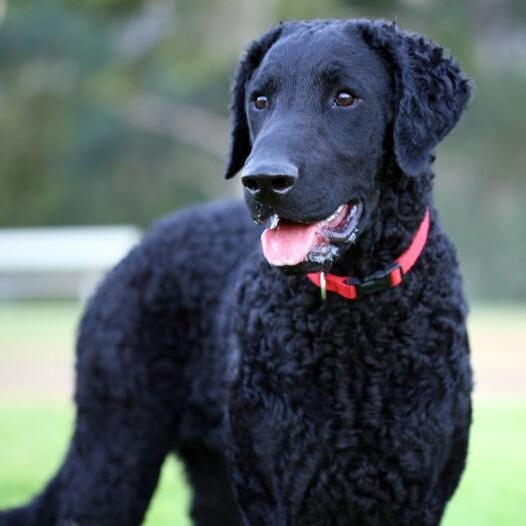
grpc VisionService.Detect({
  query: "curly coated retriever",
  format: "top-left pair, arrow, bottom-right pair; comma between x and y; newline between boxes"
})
0,19 -> 473,526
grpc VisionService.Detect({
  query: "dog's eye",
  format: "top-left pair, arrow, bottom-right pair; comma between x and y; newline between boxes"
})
253,95 -> 269,111
334,92 -> 357,108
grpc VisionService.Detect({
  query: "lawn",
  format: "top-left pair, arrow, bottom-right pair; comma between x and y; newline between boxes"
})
0,403 -> 191,525
0,301 -> 525,525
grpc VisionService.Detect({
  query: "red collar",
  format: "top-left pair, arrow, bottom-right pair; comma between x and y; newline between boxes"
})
307,208 -> 430,301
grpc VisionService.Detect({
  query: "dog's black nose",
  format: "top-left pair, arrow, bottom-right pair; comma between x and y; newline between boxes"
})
241,163 -> 298,198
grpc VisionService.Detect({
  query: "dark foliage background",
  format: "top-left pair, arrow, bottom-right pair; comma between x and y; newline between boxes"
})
0,0 -> 525,300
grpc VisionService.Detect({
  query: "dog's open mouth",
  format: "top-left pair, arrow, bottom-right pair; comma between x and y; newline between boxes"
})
260,200 -> 363,268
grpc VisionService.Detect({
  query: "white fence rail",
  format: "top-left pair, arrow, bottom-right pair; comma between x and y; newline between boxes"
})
0,226 -> 141,300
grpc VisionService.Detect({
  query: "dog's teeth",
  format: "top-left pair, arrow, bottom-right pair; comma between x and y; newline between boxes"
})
322,205 -> 345,225
269,215 -> 279,230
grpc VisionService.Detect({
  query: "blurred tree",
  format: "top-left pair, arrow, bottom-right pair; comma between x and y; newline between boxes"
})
66,0 -> 144,14
0,0 -> 231,227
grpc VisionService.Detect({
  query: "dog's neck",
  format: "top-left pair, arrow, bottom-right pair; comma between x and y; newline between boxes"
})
331,164 -> 433,279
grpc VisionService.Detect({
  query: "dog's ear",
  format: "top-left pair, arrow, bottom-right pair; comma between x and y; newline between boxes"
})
224,25 -> 285,179
360,22 -> 473,177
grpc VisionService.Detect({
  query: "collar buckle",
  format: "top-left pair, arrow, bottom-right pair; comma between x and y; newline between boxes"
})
346,262 -> 402,299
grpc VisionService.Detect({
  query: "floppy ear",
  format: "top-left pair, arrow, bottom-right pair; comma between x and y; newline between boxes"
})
224,25 -> 285,179
360,21 -> 474,177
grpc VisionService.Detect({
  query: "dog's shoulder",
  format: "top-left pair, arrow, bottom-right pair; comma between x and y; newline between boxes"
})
143,199 -> 260,270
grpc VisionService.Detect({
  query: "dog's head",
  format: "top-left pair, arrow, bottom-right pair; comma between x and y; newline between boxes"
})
225,20 -> 472,274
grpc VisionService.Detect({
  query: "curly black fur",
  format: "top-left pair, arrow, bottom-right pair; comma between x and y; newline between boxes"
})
0,19 -> 473,526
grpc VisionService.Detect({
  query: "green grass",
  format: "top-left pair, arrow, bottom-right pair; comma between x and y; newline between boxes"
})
442,402 -> 526,525
0,301 -> 81,343
0,301 -> 81,362
0,403 -> 191,525
1,300 -> 525,524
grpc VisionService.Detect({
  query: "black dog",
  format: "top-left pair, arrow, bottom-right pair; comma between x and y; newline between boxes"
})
0,19 -> 473,526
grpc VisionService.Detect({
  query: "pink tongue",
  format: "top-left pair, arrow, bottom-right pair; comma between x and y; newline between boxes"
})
261,222 -> 319,266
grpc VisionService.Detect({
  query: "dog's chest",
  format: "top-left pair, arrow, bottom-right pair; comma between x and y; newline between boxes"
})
225,264 -> 471,524
228,268 -> 415,432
